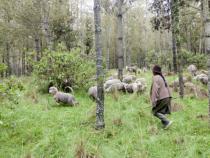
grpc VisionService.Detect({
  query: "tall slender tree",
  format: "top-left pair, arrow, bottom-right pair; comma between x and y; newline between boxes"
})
171,0 -> 184,98
170,0 -> 178,73
42,0 -> 53,51
93,0 -> 105,130
115,0 -> 135,80
116,0 -> 124,81
204,0 -> 210,124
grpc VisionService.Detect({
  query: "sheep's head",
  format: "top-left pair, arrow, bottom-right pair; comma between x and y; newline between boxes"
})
49,87 -> 58,95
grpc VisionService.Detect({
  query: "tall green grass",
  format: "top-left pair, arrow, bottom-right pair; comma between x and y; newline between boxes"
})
0,72 -> 210,158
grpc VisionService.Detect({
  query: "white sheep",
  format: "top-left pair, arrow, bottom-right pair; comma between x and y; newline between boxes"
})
49,87 -> 79,106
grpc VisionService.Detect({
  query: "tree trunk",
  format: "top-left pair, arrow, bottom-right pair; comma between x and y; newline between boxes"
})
117,0 -> 124,81
18,50 -> 21,77
43,15 -> 52,51
35,37 -> 41,61
5,42 -> 11,77
80,0 -> 85,54
42,0 -> 52,51
93,0 -> 105,130
127,48 -> 131,66
1,51 -> 5,77
188,28 -> 192,52
172,0 -> 184,98
201,0 -> 206,54
123,17 -> 127,68
170,0 -> 178,73
106,25 -> 111,70
204,0 -> 210,125
22,50 -> 26,75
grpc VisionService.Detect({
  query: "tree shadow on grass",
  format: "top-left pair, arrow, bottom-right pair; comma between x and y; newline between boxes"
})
50,103 -> 75,108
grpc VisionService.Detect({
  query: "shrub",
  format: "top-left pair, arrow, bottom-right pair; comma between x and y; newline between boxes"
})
33,49 -> 95,92
0,76 -> 24,104
0,63 -> 7,74
182,49 -> 207,69
145,49 -> 207,70
145,50 -> 172,70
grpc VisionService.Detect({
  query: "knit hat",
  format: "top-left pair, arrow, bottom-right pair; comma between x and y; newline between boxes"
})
152,65 -> 162,74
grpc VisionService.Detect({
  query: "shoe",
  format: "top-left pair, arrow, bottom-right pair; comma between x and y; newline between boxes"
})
164,121 -> 173,129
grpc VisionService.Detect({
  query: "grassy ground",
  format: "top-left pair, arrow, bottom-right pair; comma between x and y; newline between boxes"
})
0,72 -> 210,158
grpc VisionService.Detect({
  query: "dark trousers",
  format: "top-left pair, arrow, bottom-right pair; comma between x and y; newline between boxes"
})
152,98 -> 171,125
154,113 -> 169,125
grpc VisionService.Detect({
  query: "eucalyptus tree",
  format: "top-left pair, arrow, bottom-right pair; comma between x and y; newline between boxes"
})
93,0 -> 105,130
113,0 -> 136,81
101,0 -> 114,70
51,0 -> 78,51
41,0 -> 53,51
171,0 -> 184,98
204,0 -> 210,124
125,6 -> 145,67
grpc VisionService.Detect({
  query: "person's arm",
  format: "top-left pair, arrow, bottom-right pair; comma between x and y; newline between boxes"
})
151,76 -> 160,107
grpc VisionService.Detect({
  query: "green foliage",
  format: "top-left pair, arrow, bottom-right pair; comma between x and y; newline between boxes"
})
145,50 -> 172,70
52,16 -> 78,51
84,17 -> 94,55
33,49 -> 95,92
0,76 -> 24,104
0,63 -> 7,73
182,49 -> 207,69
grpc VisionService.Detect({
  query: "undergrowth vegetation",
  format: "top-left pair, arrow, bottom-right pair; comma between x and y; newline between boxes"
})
0,76 -> 24,104
0,72 -> 210,158
33,49 -> 95,92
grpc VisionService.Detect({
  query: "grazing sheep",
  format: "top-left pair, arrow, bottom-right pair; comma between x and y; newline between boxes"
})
125,82 -> 146,94
122,75 -> 136,84
137,69 -> 141,74
88,86 -> 97,101
104,79 -> 121,90
194,74 -> 207,80
184,82 -> 197,97
142,67 -> 148,72
194,74 -> 208,85
107,76 -> 114,81
201,77 -> 208,85
187,65 -> 197,76
126,66 -> 137,75
135,78 -> 146,86
173,77 -> 188,88
125,84 -> 134,93
49,87 -> 78,106
200,70 -> 208,75
105,82 -> 126,93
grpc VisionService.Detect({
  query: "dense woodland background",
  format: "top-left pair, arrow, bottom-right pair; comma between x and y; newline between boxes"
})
1,0 -> 210,157
0,0 -> 208,77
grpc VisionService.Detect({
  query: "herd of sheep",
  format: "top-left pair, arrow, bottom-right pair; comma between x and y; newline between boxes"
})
49,66 -> 148,106
88,74 -> 147,101
49,64 -> 209,106
187,64 -> 208,85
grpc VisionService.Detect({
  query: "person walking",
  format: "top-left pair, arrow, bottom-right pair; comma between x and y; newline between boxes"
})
150,65 -> 173,129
